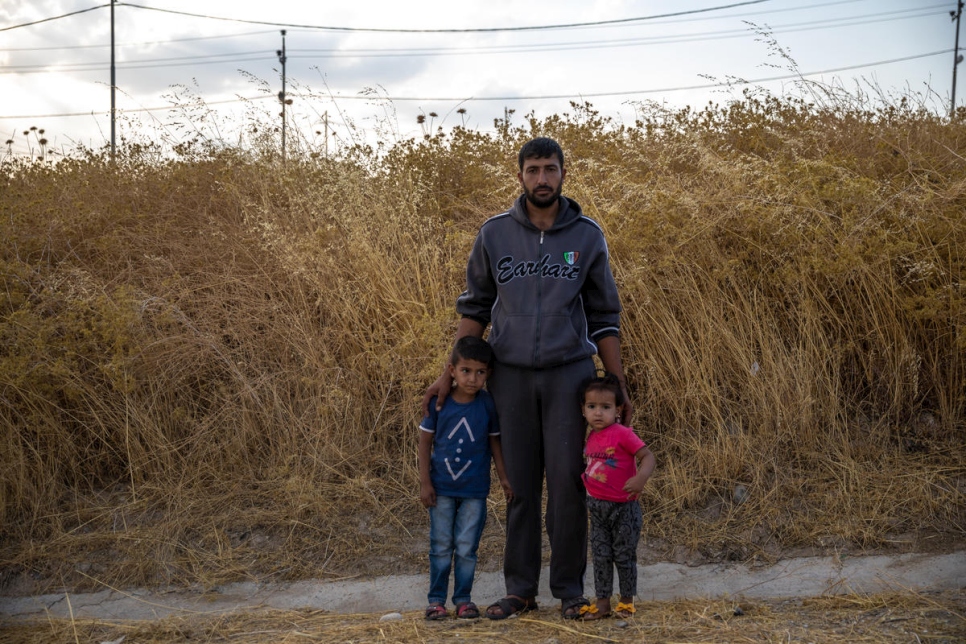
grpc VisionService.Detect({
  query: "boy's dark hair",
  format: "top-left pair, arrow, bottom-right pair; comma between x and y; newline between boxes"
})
518,137 -> 565,171
579,371 -> 626,407
451,336 -> 494,367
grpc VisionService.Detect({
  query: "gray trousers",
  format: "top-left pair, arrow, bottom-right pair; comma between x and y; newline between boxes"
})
488,358 -> 596,600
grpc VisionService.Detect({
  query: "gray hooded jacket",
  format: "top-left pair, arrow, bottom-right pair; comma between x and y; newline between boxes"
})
456,194 -> 622,369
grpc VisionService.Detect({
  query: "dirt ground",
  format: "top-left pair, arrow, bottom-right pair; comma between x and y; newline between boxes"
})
1,591 -> 964,643
2,545 -> 964,643
2,515 -> 964,643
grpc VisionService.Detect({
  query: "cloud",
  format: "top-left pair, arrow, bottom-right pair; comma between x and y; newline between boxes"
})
0,0 -> 952,152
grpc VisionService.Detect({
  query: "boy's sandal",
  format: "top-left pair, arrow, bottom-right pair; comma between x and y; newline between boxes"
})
578,603 -> 611,621
561,596 -> 591,620
485,595 -> 538,620
456,602 -> 480,619
425,603 -> 447,620
615,602 -> 636,618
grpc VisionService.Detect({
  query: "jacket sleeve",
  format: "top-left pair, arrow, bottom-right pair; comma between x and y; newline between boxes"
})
583,232 -> 622,342
455,227 -> 496,326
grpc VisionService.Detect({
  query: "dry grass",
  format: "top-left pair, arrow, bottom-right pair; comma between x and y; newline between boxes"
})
2,591 -> 964,643
1,92 -> 964,596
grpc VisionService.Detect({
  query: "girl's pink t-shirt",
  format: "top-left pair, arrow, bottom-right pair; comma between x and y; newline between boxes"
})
582,422 -> 647,502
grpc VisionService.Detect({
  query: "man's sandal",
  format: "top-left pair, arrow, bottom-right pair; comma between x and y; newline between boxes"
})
615,602 -> 636,618
485,595 -> 538,620
456,602 -> 480,619
425,603 -> 447,620
561,596 -> 591,620
578,603 -> 611,621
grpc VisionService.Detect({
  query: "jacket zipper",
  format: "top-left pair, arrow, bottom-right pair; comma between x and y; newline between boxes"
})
533,230 -> 544,364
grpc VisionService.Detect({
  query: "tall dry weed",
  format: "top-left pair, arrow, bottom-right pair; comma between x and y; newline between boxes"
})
0,93 -> 963,591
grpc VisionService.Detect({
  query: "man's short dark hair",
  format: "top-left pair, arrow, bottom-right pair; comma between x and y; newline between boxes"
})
518,137 -> 565,171
451,336 -> 494,367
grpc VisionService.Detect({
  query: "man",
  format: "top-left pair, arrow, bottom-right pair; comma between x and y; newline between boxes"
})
422,137 -> 632,620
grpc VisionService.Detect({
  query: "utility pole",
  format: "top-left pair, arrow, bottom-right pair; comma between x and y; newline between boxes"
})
953,1 -> 964,118
110,0 -> 116,159
276,30 -> 288,162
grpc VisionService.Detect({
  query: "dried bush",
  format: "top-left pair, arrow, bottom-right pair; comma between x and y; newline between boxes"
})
0,93 -> 963,593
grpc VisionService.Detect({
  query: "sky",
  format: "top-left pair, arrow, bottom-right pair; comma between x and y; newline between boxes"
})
0,0 -> 960,158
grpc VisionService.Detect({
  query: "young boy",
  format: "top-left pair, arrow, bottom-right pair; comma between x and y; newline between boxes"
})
418,336 -> 513,620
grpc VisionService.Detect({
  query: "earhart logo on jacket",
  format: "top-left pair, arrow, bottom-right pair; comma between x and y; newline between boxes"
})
496,253 -> 582,284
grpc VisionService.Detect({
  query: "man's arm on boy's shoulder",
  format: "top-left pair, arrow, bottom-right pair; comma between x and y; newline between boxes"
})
417,430 -> 437,507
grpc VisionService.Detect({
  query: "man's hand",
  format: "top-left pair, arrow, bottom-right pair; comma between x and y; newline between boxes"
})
421,370 -> 452,416
596,334 -> 633,424
620,389 -> 635,427
500,478 -> 514,503
422,319 -> 486,415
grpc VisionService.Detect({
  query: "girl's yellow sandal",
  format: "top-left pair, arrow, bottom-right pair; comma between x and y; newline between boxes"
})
579,603 -> 611,620
614,602 -> 636,618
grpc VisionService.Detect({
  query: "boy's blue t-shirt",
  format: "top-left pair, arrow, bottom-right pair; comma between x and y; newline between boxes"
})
420,390 -> 500,499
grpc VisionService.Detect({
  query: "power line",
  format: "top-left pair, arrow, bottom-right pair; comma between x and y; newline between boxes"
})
0,3 -> 109,33
0,29 -> 278,52
0,0 -> 890,42
1,0 -> 771,35
285,7 -> 946,57
1,5 -> 944,73
0,49 -> 948,120
0,1 -> 878,52
112,0 -> 772,33
0,94 -> 275,120
598,0 -> 871,28
2,51 -> 274,72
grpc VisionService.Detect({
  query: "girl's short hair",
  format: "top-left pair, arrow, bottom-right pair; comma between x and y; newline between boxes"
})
579,371 -> 625,407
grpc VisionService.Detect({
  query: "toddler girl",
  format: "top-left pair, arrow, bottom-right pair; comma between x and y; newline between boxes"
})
578,372 -> 656,620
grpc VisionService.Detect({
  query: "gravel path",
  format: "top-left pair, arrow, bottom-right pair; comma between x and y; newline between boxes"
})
2,550 -> 963,621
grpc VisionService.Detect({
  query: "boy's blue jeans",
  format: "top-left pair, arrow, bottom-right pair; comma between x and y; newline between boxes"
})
428,495 -> 487,605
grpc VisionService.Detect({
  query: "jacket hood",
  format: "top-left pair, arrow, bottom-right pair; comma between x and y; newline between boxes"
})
508,194 -> 583,231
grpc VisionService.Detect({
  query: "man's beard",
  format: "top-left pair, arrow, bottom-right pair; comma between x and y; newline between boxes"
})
524,183 -> 562,209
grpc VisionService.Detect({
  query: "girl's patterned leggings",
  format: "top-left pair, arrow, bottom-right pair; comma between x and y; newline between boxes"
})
587,495 -> 643,600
